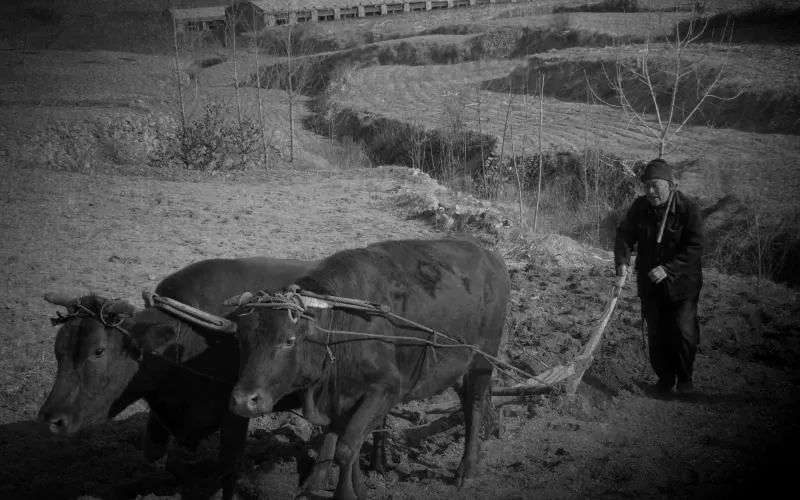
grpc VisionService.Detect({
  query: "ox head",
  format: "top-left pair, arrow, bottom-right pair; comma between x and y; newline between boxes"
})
38,292 -> 140,435
228,290 -> 331,418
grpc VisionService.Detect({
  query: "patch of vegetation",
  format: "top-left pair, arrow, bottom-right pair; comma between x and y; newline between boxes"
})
678,5 -> 800,44
256,38 -> 476,96
254,23 -> 343,56
422,24 -> 487,36
305,103 -> 498,185
507,27 -> 620,58
554,0 -> 640,14
704,195 -> 800,287
151,101 -> 261,171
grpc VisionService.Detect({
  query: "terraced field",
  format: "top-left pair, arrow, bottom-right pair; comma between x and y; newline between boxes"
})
326,45 -> 800,205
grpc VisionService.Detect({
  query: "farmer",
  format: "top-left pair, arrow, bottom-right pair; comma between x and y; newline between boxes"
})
614,158 -> 704,396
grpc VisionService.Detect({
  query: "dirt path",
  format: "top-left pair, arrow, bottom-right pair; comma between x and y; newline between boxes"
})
1,163 -> 799,500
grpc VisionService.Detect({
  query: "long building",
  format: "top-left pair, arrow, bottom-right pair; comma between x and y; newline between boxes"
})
233,0 -> 518,28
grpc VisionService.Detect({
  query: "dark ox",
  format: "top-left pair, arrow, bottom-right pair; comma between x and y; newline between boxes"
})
38,257 -> 315,499
230,238 -> 510,500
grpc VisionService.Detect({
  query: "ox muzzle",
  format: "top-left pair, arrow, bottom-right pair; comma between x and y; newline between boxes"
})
38,406 -> 80,435
230,386 -> 274,418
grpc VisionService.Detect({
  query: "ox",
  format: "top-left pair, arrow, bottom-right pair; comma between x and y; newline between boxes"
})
229,238 -> 510,500
38,257 -> 316,499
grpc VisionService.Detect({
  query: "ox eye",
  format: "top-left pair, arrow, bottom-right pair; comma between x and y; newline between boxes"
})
284,336 -> 297,348
93,347 -> 106,357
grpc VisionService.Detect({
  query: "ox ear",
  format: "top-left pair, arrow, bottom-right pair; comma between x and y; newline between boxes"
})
44,292 -> 79,308
142,290 -> 154,308
107,299 -> 139,317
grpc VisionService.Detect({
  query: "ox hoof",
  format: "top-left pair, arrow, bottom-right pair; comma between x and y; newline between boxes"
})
454,464 -> 476,489
454,474 -> 475,489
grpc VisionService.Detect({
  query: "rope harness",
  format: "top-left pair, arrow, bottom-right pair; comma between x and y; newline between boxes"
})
50,299 -> 232,385
50,299 -> 134,340
228,288 -> 540,386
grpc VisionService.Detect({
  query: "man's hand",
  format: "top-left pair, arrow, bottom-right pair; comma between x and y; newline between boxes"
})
647,266 -> 667,284
616,264 -> 628,277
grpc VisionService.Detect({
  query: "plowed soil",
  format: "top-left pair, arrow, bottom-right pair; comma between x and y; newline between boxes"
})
1,162 -> 798,500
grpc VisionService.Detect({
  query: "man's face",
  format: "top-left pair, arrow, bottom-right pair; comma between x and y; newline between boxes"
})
643,178 -> 671,207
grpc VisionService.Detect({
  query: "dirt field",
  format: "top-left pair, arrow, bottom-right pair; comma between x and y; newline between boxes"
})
1,160 -> 799,500
2,1 -> 800,499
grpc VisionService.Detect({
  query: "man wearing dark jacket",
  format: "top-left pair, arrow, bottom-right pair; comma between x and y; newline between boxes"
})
615,158 -> 704,396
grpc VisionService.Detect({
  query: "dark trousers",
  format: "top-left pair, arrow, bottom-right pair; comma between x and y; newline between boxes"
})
641,294 -> 700,387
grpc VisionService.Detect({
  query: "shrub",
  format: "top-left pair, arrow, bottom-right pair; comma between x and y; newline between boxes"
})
150,101 -> 260,171
554,0 -> 639,14
705,196 -> 800,287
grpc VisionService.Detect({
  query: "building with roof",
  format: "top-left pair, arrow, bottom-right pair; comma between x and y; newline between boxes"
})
168,6 -> 227,32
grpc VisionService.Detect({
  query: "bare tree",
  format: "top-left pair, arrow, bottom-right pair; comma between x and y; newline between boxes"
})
599,2 -> 741,157
229,1 -> 242,127
171,15 -> 186,134
533,73 -> 544,233
251,7 -> 269,168
270,4 -> 314,163
406,119 -> 425,172
472,88 -> 487,195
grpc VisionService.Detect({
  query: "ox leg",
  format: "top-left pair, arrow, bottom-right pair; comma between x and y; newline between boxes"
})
334,395 -> 396,500
298,431 -> 337,495
143,412 -> 170,462
455,366 -> 493,488
333,435 -> 368,500
218,413 -> 249,500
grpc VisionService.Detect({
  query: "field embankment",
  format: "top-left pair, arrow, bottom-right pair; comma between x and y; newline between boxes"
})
486,44 -> 800,135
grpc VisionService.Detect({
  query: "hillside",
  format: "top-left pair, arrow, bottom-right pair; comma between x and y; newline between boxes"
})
1,1 -> 799,499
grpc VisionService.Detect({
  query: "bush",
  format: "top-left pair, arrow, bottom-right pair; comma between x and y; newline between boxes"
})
705,196 -> 800,287
477,150 -> 638,208
305,105 -> 497,185
150,101 -> 260,171
554,0 -> 639,13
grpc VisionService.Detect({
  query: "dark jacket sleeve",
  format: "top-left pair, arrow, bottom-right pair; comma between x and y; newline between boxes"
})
614,198 -> 641,267
661,194 -> 704,282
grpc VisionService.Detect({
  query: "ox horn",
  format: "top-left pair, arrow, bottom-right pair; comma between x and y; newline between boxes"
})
150,294 -> 237,334
107,299 -> 139,317
142,290 -> 154,308
299,295 -> 332,309
223,291 -> 254,307
43,292 -> 79,308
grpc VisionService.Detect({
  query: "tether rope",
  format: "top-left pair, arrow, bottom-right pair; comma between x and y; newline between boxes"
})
233,289 -> 542,386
